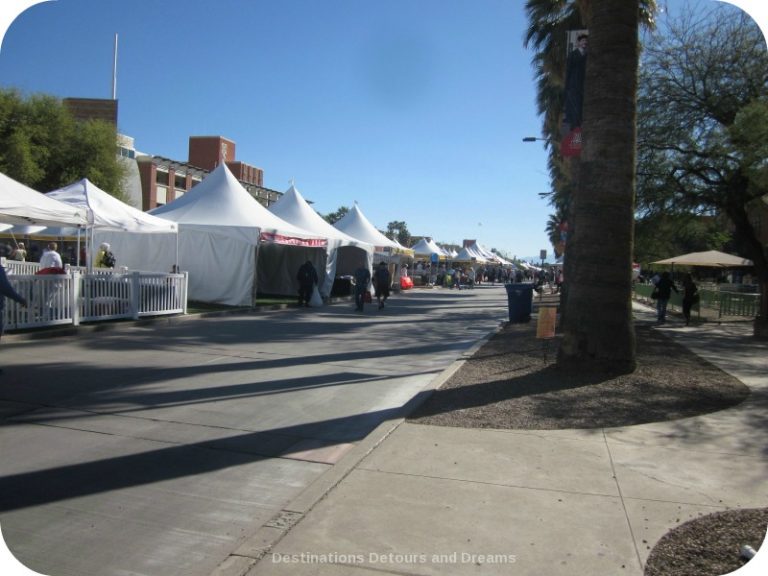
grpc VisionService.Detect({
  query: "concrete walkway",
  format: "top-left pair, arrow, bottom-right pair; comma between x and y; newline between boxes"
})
240,303 -> 768,576
0,286 -> 508,576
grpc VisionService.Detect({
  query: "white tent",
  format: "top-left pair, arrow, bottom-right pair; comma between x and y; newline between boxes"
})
411,237 -> 448,260
333,204 -> 399,252
268,185 -> 374,297
469,242 -> 513,266
453,245 -> 488,264
150,164 -> 327,306
0,171 -> 87,227
44,178 -> 178,270
333,204 -> 414,284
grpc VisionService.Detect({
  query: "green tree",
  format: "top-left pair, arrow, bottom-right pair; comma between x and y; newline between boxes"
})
637,5 -> 768,337
0,89 -> 127,199
386,220 -> 411,247
322,206 -> 349,224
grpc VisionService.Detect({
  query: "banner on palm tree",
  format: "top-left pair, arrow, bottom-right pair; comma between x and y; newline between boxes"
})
561,127 -> 582,157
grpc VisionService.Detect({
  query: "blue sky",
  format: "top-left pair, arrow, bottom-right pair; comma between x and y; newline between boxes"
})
0,1 -> 766,263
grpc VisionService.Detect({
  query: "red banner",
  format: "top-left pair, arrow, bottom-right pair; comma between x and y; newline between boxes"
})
561,127 -> 582,157
259,231 -> 327,248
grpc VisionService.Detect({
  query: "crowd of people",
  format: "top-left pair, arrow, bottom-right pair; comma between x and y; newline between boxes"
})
410,262 -> 542,289
1,238 -> 117,270
298,259 -> 563,314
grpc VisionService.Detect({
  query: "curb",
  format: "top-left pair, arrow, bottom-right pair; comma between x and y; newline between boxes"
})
208,321 -> 506,576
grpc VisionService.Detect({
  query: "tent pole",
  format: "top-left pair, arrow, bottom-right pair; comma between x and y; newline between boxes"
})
253,239 -> 261,305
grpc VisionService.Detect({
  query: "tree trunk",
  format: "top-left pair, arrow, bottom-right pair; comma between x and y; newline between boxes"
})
558,0 -> 639,373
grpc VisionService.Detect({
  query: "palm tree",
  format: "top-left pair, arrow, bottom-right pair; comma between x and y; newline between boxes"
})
525,0 -> 654,372
557,0 -> 642,372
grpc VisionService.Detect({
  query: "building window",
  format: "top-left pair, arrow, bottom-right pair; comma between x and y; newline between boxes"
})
156,170 -> 169,186
174,174 -> 186,190
157,185 -> 167,205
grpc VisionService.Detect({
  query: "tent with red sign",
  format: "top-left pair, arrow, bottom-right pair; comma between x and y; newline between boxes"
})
150,164 -> 327,305
268,184 -> 374,298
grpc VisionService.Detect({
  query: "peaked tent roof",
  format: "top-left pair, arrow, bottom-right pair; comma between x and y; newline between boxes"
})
411,237 -> 448,259
268,185 -> 373,253
454,244 -> 488,263
0,171 -> 87,227
333,204 -> 410,254
651,250 -> 753,267
150,164 -> 325,246
470,242 -> 513,265
47,178 -> 177,233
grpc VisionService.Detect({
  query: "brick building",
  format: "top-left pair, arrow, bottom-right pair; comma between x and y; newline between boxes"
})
137,135 -> 281,210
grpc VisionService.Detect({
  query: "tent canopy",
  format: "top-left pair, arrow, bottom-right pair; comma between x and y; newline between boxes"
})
652,250 -> 753,267
334,204 -> 412,255
269,185 -> 374,296
48,178 -> 178,234
0,171 -> 87,227
34,178 -> 180,270
411,237 -> 448,259
269,185 -> 373,251
150,164 -> 324,246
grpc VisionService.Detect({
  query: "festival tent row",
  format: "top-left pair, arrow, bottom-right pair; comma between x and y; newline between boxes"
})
147,164 -> 327,306
268,185 -> 374,297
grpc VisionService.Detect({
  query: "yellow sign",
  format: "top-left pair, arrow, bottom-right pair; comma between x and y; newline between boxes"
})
536,306 -> 557,339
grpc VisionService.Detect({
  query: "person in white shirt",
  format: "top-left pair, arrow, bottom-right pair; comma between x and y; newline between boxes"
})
39,242 -> 63,269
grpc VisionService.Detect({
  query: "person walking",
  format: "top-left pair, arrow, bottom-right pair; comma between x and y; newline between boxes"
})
654,271 -> 678,324
373,262 -> 391,310
353,264 -> 371,312
681,273 -> 699,326
296,260 -> 318,307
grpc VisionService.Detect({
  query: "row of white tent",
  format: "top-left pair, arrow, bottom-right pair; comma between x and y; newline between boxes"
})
410,236 -> 515,267
1,165 -> 517,306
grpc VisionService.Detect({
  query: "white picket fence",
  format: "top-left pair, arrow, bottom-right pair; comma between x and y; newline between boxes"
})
3,260 -> 188,331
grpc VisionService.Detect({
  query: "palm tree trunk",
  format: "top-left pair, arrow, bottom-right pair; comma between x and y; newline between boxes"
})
558,0 -> 639,373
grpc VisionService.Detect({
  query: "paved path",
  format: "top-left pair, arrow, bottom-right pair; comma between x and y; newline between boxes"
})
0,286 -> 509,576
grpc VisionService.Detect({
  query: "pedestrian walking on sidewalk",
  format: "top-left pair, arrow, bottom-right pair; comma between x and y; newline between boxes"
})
655,271 -> 678,323
353,264 -> 371,312
682,273 -> 699,326
373,262 -> 391,309
296,260 -> 318,307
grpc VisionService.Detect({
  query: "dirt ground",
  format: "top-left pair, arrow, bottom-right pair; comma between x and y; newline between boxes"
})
408,321 -> 765,575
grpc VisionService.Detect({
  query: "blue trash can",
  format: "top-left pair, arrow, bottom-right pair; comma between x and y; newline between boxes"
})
505,283 -> 533,323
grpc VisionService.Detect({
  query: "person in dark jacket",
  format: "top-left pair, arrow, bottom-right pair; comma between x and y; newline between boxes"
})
353,265 -> 371,312
655,271 -> 678,323
296,260 -> 318,307
681,273 -> 699,326
0,245 -> 28,371
373,262 -> 391,309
